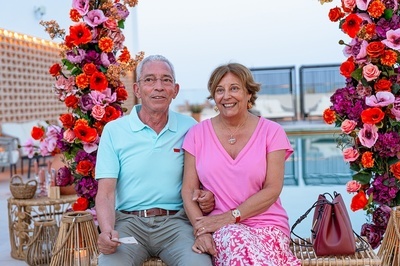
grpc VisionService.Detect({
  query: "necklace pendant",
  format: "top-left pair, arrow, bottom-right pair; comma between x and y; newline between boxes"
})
228,137 -> 236,145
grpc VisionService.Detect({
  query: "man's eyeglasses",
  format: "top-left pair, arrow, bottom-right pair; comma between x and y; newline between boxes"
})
138,77 -> 174,87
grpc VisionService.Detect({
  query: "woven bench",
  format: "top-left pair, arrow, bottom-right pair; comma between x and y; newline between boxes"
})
143,258 -> 166,266
290,238 -> 381,266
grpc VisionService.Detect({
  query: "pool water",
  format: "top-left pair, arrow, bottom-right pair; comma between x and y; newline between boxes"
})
280,134 -> 367,242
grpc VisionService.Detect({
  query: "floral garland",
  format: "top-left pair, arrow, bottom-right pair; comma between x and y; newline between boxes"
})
320,0 -> 400,248
25,0 -> 144,210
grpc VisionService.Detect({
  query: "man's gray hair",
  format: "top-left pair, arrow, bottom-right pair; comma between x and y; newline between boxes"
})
136,55 -> 176,82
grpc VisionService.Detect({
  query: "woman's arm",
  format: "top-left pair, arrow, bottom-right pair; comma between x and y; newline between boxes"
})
182,151 -> 216,255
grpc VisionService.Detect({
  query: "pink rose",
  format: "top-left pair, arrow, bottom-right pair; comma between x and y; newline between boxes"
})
341,119 -> 357,134
362,63 -> 381,81
343,147 -> 360,162
92,105 -> 105,120
346,180 -> 361,193
63,128 -> 76,143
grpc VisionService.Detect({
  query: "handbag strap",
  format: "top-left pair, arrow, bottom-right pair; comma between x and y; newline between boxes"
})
290,199 -> 328,246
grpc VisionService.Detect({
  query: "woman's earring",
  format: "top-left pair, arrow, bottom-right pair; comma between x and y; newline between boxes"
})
247,101 -> 253,109
214,106 -> 219,112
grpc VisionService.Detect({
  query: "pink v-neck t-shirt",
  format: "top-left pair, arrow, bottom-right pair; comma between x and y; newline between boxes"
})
183,117 -> 293,236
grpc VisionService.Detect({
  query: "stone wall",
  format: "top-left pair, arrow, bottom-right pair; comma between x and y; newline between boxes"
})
0,28 -> 136,125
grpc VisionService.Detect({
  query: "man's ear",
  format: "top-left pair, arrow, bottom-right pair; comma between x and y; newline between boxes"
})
173,83 -> 180,99
133,83 -> 141,99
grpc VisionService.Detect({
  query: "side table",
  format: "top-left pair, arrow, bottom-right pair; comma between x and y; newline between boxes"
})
7,194 -> 77,260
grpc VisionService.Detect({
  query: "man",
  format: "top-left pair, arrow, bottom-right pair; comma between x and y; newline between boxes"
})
95,55 -> 213,265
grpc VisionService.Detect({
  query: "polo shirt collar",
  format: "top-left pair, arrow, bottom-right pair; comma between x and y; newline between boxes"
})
129,104 -> 177,132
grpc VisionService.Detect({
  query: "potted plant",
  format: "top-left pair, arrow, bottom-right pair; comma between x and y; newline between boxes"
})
190,104 -> 204,122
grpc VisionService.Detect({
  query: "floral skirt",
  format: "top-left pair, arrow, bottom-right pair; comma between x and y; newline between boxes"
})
213,224 -> 301,266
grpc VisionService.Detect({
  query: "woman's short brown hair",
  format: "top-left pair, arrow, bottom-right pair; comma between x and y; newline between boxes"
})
207,63 -> 260,105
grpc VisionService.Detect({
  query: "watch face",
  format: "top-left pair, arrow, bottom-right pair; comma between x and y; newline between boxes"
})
232,209 -> 240,217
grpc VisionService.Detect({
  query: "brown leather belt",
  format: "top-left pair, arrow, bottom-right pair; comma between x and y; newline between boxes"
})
120,208 -> 178,217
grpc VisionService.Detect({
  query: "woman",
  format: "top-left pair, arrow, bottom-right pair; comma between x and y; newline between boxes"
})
182,63 -> 300,265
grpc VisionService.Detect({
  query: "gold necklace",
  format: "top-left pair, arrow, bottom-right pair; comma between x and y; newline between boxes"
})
220,115 -> 248,145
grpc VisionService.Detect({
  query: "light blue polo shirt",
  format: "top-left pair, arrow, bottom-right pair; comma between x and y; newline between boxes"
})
95,105 -> 197,211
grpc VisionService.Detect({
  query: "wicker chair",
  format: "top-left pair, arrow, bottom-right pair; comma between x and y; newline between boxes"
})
143,258 -> 166,266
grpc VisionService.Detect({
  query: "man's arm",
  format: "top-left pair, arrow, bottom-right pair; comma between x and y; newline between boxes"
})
193,189 -> 215,214
96,178 -> 120,254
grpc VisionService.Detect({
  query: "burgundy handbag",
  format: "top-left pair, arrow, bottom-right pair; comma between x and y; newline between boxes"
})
291,191 -> 368,256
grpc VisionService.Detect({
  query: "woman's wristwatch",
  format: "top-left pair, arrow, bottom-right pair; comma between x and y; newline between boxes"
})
231,208 -> 241,223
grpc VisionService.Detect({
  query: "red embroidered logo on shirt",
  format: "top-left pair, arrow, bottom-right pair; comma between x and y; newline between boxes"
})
173,148 -> 180,153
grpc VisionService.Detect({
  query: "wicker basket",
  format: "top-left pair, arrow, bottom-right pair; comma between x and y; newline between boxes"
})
9,175 -> 37,199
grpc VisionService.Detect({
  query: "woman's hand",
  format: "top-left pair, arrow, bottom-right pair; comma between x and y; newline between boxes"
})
193,212 -> 234,237
192,233 -> 217,256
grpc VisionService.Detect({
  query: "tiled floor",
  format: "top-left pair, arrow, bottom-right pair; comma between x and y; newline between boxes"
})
0,166 -> 28,265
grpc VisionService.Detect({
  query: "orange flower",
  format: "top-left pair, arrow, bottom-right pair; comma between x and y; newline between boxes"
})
340,57 -> 356,78
390,162 -> 400,179
72,197 -> 89,211
116,86 -> 128,101
93,121 -> 105,135
90,72 -> 108,91
342,13 -> 362,38
323,108 -> 336,124
118,47 -> 131,63
64,95 -> 79,109
361,151 -> 374,168
365,23 -> 376,37
374,78 -> 392,92
361,107 -> 385,124
350,190 -> 368,211
31,126 -> 45,140
366,41 -> 385,58
59,113 -> 76,129
329,7 -> 345,22
367,0 -> 385,18
381,50 -> 397,66
98,37 -> 114,53
49,63 -> 61,77
76,160 -> 94,176
68,23 -> 92,46
73,123 -> 98,143
76,73 -> 90,89
69,8 -> 81,22
83,63 -> 98,76
102,106 -> 121,123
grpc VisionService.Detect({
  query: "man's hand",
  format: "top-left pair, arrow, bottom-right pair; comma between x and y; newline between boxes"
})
98,230 -> 120,255
193,189 -> 215,214
192,233 -> 217,256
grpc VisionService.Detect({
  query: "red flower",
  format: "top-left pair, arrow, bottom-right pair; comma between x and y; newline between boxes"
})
328,7 -> 344,22
83,63 -> 98,76
351,191 -> 368,212
49,63 -> 61,77
342,13 -> 362,38
31,126 -> 45,140
340,57 -> 355,78
76,160 -> 94,176
366,41 -> 385,58
73,123 -> 98,143
102,106 -> 121,123
116,86 -> 128,101
64,95 -> 79,109
361,107 -> 385,125
374,78 -> 392,92
59,113 -> 76,129
118,47 -> 131,63
90,72 -> 108,91
68,23 -> 92,46
72,197 -> 89,211
98,37 -> 114,53
69,9 -> 81,22
323,108 -> 336,124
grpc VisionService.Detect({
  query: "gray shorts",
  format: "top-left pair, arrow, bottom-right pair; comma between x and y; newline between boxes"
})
98,209 -> 212,266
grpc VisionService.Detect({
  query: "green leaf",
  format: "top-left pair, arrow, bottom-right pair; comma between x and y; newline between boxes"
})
393,83 -> 400,94
384,9 -> 393,20
351,68 -> 363,81
352,171 -> 372,185
118,20 -> 125,29
71,67 -> 82,76
62,59 -> 75,71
